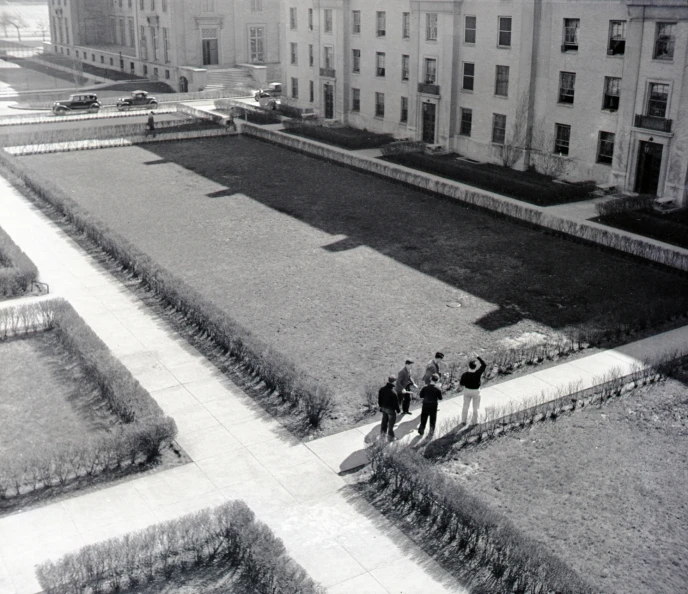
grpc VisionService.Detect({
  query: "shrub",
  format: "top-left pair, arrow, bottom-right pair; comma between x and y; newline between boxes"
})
0,225 -> 38,298
277,102 -> 315,119
379,140 -> 426,157
302,387 -> 336,427
283,120 -> 395,150
36,500 -> 325,594
595,194 -> 655,217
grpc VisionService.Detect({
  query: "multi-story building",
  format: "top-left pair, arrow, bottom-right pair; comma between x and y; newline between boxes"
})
47,0 -> 281,92
283,0 -> 688,204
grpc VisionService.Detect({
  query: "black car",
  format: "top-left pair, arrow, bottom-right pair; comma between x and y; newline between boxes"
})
116,90 -> 159,111
52,93 -> 101,115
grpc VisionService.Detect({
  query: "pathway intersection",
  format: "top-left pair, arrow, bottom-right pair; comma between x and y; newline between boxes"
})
1,159 -> 687,594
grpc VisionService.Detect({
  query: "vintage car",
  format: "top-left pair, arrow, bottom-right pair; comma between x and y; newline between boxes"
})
116,90 -> 159,111
52,93 -> 101,115
255,91 -> 280,110
253,82 -> 282,101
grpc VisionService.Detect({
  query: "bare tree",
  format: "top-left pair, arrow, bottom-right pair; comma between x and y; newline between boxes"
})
3,12 -> 27,41
491,92 -> 529,168
36,19 -> 49,42
530,127 -> 572,179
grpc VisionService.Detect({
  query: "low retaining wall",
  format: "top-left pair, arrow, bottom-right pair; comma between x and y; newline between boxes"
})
240,123 -> 688,272
0,107 -> 178,127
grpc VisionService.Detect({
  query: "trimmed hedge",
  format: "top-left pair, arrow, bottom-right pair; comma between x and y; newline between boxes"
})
36,499 -> 324,594
367,442 -> 596,594
283,120 -> 395,150
384,152 -> 596,206
595,194 -> 655,217
0,151 -> 335,427
0,224 -> 38,298
0,299 -> 177,506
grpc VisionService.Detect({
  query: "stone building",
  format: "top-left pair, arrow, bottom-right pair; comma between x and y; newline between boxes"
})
282,0 -> 688,204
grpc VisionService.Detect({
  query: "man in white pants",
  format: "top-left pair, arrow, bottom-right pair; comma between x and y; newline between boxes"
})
459,355 -> 487,426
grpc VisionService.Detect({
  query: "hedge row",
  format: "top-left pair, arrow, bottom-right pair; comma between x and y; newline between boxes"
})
0,299 -> 177,505
0,151 -> 335,427
595,194 -> 655,217
36,500 -> 324,594
0,224 -> 38,297
283,119 -> 395,150
367,442 -> 596,594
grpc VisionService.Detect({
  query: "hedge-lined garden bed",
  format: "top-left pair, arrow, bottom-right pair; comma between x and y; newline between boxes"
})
283,120 -> 394,150
382,152 -> 597,206
594,207 -> 688,250
0,300 -> 177,510
0,224 -> 38,298
36,499 -> 324,594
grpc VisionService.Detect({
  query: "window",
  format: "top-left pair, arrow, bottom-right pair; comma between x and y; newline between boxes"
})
424,58 -> 437,84
291,77 -> 298,99
324,9 -> 332,33
309,80 -> 314,102
562,18 -> 579,51
140,0 -> 143,9
647,82 -> 669,117
375,92 -> 385,117
460,108 -> 472,136
654,23 -> 675,60
351,87 -> 360,112
109,57 -> 113,65
559,71 -> 576,104
308,8 -> 313,30
91,53 -> 95,61
324,45 -> 333,69
290,42 -> 297,65
495,65 -> 509,96
290,7 -> 297,30
352,10 -> 360,34
608,20 -> 626,55
403,12 -> 410,38
153,67 -> 158,78
151,27 -> 157,61
162,0 -> 166,11
202,0 -> 214,11
309,44 -> 313,67
376,52 -> 385,77
462,62 -> 474,91
100,55 -> 104,63
162,27 -> 169,62
603,77 -> 621,110
554,124 -> 571,155
465,16 -> 476,43
400,96 -> 408,122
352,49 -> 360,73
128,18 -> 135,48
498,17 -> 511,47
150,0 -> 154,10
426,13 -> 438,41
492,114 -> 506,144
597,132 -> 615,164
165,69 -> 169,79
143,64 -> 148,75
140,24 -> 147,60
251,0 -> 262,11
377,11 -> 386,37
401,54 -> 409,81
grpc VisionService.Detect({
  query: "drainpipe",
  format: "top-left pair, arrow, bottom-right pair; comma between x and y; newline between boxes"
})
625,5 -> 645,191
523,0 -> 541,170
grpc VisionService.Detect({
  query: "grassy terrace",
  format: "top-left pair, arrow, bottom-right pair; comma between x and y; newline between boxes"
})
0,331 -> 119,464
441,370 -> 688,594
593,208 -> 688,250
20,136 -> 688,429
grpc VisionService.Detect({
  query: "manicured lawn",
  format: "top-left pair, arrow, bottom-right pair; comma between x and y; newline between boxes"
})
593,208 -> 688,249
0,331 -> 119,464
21,136 -> 688,428
284,123 -> 395,150
441,371 -> 688,594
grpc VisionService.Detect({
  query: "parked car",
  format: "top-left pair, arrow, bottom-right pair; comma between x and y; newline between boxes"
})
253,82 -> 282,101
116,90 -> 159,111
52,94 -> 101,115
256,92 -> 280,110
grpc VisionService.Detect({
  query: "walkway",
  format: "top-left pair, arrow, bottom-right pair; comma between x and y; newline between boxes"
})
0,178 -> 462,593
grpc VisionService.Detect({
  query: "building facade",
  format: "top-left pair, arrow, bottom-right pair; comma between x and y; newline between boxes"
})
47,0 -> 281,92
282,0 -> 688,204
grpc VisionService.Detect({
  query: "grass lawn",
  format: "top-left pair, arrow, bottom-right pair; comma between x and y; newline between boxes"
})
284,123 -> 395,150
593,208 -> 688,250
441,371 -> 688,594
20,136 -> 688,429
0,331 -> 119,464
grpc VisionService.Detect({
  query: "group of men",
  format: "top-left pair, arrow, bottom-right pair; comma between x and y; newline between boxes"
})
378,352 -> 487,441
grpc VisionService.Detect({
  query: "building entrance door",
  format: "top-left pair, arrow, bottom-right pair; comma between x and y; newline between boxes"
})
324,83 -> 334,119
202,38 -> 219,65
422,102 -> 436,144
635,141 -> 663,195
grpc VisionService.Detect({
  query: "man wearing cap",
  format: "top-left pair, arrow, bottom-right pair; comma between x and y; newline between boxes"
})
395,359 -> 418,415
423,352 -> 445,386
378,375 -> 401,441
417,373 -> 444,436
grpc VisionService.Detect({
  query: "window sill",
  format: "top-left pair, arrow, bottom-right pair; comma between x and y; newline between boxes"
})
463,42 -> 476,46
494,94 -> 509,99
374,116 -> 385,120
601,108 -> 619,113
557,102 -> 575,107
352,71 -> 360,75
652,58 -> 674,63
497,45 -> 511,49
606,53 -> 625,58
596,160 -> 612,166
461,88 -> 474,93
401,78 -> 409,83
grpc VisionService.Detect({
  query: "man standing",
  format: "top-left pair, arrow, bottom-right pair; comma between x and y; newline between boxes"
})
423,352 -> 444,386
418,374 -> 443,436
395,359 -> 417,415
459,355 -> 487,426
379,375 -> 401,441
146,111 -> 156,137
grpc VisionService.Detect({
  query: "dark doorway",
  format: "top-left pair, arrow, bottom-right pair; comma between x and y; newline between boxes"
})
202,39 -> 219,65
422,102 -> 436,144
635,141 -> 663,195
179,76 -> 188,93
324,83 -> 334,119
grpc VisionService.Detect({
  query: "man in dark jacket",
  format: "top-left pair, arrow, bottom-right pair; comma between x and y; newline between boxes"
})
459,355 -> 487,426
417,373 -> 443,436
379,375 -> 401,440
422,352 -> 444,385
395,359 -> 417,415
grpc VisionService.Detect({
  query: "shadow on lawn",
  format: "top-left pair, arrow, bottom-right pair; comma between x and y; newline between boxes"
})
140,136 -> 688,336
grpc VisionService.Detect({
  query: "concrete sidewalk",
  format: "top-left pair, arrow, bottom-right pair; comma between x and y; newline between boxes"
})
0,177 -> 463,594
